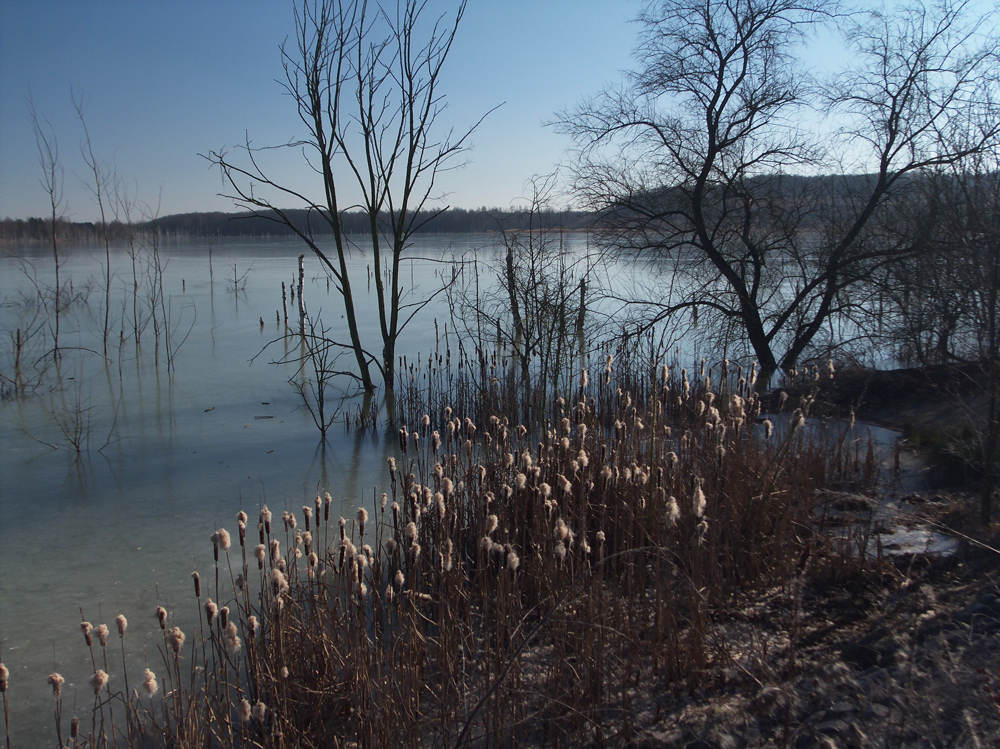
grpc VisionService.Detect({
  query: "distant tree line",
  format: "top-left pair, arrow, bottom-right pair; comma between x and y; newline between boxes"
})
0,206 -> 594,243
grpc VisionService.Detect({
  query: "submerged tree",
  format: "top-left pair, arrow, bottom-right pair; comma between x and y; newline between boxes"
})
206,0 -> 490,407
29,96 -> 65,358
562,0 -> 1000,388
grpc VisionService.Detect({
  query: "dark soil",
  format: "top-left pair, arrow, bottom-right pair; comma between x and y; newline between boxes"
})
617,366 -> 1000,747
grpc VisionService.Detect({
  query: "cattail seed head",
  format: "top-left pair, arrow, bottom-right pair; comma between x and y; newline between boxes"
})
205,599 -> 218,625
239,698 -> 252,721
248,615 -> 259,638
237,510 -> 248,525
156,607 -> 167,630
356,507 -> 368,536
166,627 -> 186,655
224,621 -> 241,654
252,701 -> 267,722
48,672 -> 65,697
667,496 -> 680,527
192,571 -> 201,598
255,543 -> 266,569
96,623 -> 109,648
303,506 -> 312,531
142,668 -> 158,696
116,614 -> 127,638
0,664 -> 7,693
90,669 -> 109,695
693,486 -> 707,518
507,550 -> 520,571
80,621 -> 93,647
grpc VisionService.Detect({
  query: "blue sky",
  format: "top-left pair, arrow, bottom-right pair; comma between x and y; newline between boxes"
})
0,1 -> 640,222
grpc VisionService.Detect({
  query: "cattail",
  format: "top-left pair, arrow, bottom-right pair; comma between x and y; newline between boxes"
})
248,615 -> 259,638
80,621 -> 93,647
324,491 -> 332,521
405,521 -> 417,542
540,482 -> 552,499
558,474 -> 572,495
156,606 -> 167,630
432,431 -> 441,452
90,669 -> 109,695
260,506 -> 272,535
694,485 -> 707,518
238,698 -> 252,721
763,419 -> 774,439
70,717 -> 79,739
303,506 -> 312,531
192,571 -> 202,598
116,614 -> 127,638
356,507 -> 368,537
507,549 -> 520,571
435,492 -> 446,521
48,672 -> 65,697
252,701 -> 267,722
388,456 -> 397,473
554,541 -> 567,561
272,568 -> 289,596
667,496 -> 681,527
237,510 -> 248,525
0,663 -> 7,692
205,599 -> 218,625
486,514 -> 498,534
166,627 -> 186,655
270,538 -> 281,564
314,494 -> 323,521
224,621 -> 241,654
338,516 -> 346,542
142,668 -> 158,696
96,623 -> 109,648
255,544 -> 266,569
212,528 -> 231,560
515,473 -> 527,490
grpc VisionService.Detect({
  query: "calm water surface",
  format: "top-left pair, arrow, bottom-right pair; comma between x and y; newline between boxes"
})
0,234 -> 489,743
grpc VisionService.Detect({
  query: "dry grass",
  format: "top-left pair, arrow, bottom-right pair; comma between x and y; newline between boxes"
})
0,357 -> 870,747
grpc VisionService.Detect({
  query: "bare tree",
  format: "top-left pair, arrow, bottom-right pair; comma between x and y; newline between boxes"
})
561,0 -> 1000,388
74,91 -> 114,357
205,0 -> 491,408
28,96 -> 65,357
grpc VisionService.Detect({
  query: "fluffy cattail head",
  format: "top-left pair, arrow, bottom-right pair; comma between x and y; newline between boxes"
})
116,614 -> 127,638
166,626 -> 186,655
205,599 -> 218,625
239,698 -> 252,721
142,668 -> 158,696
156,606 -> 167,630
0,663 -> 7,693
95,623 -> 109,648
90,669 -> 109,694
48,672 -> 65,697
192,571 -> 201,598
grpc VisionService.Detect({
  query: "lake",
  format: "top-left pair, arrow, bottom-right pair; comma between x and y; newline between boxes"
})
0,233 -> 511,744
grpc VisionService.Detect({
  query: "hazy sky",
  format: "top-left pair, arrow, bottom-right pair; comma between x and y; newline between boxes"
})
0,0 -> 640,222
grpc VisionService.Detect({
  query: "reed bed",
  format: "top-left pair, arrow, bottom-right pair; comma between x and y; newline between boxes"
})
0,356 -> 870,747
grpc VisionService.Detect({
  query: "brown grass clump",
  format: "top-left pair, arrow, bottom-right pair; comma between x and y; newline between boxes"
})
2,359 -> 868,747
